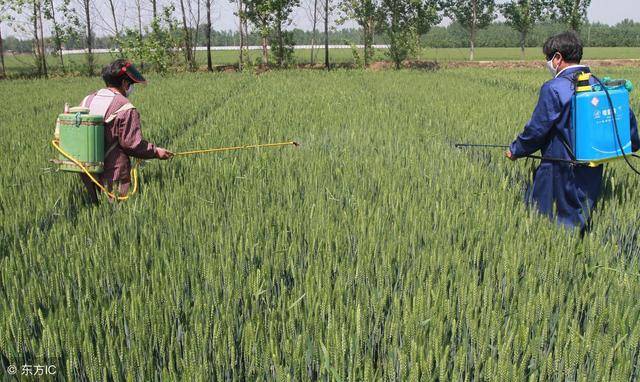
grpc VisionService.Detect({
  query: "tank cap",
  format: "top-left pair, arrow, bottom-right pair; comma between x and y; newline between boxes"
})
68,106 -> 90,114
576,72 -> 592,93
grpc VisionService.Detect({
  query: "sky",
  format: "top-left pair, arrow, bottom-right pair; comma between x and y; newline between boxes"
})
2,0 -> 639,39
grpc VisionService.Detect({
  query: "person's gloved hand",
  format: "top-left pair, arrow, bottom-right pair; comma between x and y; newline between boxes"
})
156,147 -> 174,160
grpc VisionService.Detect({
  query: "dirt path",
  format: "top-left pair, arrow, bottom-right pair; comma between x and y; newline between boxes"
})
205,58 -> 640,73
443,59 -> 640,69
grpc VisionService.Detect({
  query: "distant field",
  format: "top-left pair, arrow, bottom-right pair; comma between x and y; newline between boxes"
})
2,47 -> 638,77
418,47 -> 640,61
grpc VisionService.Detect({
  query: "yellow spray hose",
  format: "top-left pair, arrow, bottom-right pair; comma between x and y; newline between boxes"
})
52,140 -> 299,201
173,141 -> 299,156
52,140 -> 139,201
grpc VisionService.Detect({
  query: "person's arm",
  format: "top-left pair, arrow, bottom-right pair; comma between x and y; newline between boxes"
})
117,109 -> 173,159
630,108 -> 639,152
507,82 -> 561,160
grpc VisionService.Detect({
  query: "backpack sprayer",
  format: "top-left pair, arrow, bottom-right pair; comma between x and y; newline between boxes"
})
51,103 -> 299,201
455,73 -> 639,172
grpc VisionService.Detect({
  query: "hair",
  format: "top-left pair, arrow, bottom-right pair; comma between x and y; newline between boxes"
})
101,59 -> 130,87
543,31 -> 583,63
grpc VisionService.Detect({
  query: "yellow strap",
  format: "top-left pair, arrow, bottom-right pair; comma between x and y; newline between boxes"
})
173,141 -> 299,157
52,140 -> 139,201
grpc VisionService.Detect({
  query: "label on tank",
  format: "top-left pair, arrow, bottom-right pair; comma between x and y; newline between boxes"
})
593,105 -> 625,126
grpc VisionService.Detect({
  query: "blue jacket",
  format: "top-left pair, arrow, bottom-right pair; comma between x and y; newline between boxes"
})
510,66 -> 640,230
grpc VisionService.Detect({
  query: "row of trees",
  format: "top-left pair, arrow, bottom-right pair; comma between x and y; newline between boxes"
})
5,21 -> 638,51
0,0 -> 596,77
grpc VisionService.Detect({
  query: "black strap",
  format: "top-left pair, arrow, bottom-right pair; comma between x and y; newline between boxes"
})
549,73 -> 582,162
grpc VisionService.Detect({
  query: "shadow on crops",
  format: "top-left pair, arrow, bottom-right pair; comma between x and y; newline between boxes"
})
600,223 -> 640,258
598,166 -> 635,209
457,147 -> 530,187
598,168 -> 640,257
0,232 -> 9,260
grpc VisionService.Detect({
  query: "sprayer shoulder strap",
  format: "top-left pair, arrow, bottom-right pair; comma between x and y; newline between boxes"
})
105,103 -> 136,124
81,95 -> 91,108
105,142 -> 119,158
551,75 -> 579,161
103,103 -> 137,158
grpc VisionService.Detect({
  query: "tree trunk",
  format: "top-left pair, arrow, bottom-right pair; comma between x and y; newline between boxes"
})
0,24 -> 6,78
469,35 -> 475,61
84,0 -> 94,75
179,0 -> 194,70
108,0 -> 120,37
365,16 -> 375,67
136,0 -> 145,70
363,21 -> 368,68
47,0 -> 66,73
108,0 -> 121,55
32,1 -> 43,76
137,0 -> 143,40
206,0 -> 213,71
238,0 -> 244,69
311,0 -> 318,64
520,30 -> 526,61
38,0 -> 47,77
191,0 -> 201,64
244,13 -> 249,50
364,16 -> 373,67
151,0 -> 157,20
470,0 -> 476,62
392,34 -> 400,69
324,0 -> 329,70
277,10 -> 283,67
262,36 -> 268,66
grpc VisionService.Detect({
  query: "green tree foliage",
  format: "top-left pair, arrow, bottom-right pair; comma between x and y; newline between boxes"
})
0,0 -> 14,78
244,0 -> 276,65
338,0 -> 378,66
272,0 -> 300,67
444,0 -> 497,60
375,0 -> 440,68
270,29 -> 296,67
13,0 -> 49,76
501,0 -> 552,60
117,6 -> 180,74
43,0 -> 79,73
420,20 -> 640,48
245,0 -> 300,67
552,0 -> 591,32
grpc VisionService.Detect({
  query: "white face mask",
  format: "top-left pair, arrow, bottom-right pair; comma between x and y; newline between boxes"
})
546,53 -> 559,77
125,83 -> 134,97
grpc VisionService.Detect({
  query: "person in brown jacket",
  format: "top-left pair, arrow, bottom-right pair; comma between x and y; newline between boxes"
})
79,59 -> 173,203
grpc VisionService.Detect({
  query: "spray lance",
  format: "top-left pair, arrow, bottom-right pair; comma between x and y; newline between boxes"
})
172,141 -> 300,157
455,74 -> 640,171
51,112 -> 300,201
453,143 -> 579,164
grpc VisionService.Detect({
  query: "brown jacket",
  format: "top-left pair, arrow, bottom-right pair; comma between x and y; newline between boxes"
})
80,89 -> 159,202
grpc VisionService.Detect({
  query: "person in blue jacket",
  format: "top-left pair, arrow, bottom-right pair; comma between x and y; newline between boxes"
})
505,31 -> 640,232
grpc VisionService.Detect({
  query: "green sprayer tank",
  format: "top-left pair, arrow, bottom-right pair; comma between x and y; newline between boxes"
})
55,107 -> 105,173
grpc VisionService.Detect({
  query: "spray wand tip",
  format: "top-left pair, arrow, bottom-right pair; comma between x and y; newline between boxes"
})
292,141 -> 301,147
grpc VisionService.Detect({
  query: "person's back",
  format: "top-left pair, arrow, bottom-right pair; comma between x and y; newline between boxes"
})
79,60 -> 173,204
506,32 -> 640,231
